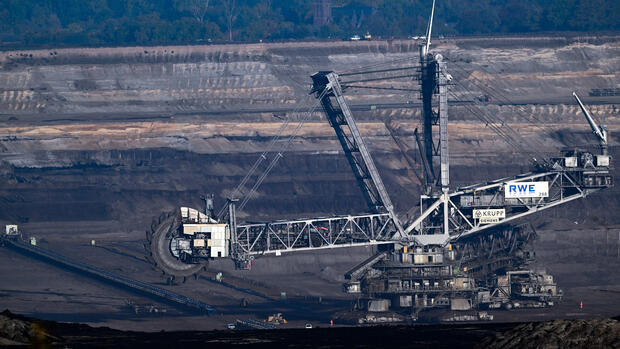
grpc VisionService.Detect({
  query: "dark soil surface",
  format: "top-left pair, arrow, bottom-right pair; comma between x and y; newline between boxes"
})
1,310 -> 618,348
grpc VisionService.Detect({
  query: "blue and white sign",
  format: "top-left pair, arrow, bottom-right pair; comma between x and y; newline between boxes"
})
504,181 -> 548,198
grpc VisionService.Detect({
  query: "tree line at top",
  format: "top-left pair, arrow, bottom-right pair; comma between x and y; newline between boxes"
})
1,0 -> 618,48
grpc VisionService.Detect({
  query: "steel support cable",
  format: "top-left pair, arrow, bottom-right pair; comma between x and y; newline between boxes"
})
340,85 -> 420,92
447,88 -> 543,160
463,60 -> 557,127
342,73 -> 419,84
446,58 -> 555,132
216,116 -> 291,218
341,58 -> 417,75
443,77 -> 532,152
446,87 -> 533,154
460,67 -> 604,152
449,68 -> 552,133
449,79 -> 550,162
339,65 -> 419,77
461,103 -> 528,154
337,60 -> 421,108
444,70 -> 549,154
453,97 -> 525,152
339,55 -> 419,76
216,94 -> 315,219
237,89 -> 329,213
237,92 -> 325,212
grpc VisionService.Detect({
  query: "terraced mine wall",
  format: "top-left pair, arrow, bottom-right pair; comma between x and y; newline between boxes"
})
0,35 -> 619,238
1,36 -> 620,330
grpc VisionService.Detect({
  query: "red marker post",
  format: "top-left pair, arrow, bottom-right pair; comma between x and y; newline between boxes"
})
580,301 -> 583,310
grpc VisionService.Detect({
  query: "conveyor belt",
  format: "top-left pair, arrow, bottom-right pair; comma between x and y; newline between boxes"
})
235,319 -> 276,330
345,251 -> 388,281
1,236 -> 215,313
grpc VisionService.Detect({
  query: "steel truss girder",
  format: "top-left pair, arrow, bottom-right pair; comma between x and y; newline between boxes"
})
311,71 -> 405,238
403,168 -> 609,243
229,163 -> 609,261
233,213 -> 400,256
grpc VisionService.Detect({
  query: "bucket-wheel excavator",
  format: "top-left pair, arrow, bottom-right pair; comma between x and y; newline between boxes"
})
145,1 -> 612,312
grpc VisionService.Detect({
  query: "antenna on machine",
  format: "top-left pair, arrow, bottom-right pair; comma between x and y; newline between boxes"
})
424,0 -> 436,56
200,193 -> 215,219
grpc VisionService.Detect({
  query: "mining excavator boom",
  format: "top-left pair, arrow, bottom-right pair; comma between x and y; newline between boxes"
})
145,4 -> 612,314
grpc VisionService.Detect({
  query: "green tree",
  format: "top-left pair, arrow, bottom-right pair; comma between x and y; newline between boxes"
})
1,0 -> 618,48
175,0 -> 211,23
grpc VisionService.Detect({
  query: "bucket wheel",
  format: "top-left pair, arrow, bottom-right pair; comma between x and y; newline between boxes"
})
145,210 -> 207,283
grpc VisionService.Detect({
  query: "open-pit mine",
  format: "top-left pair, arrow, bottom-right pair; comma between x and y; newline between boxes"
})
1,28 -> 619,332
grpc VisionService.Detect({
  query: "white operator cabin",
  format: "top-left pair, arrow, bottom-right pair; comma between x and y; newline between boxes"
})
180,207 -> 230,258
